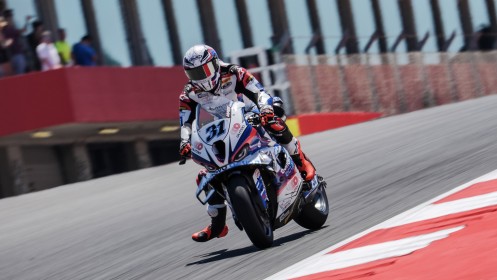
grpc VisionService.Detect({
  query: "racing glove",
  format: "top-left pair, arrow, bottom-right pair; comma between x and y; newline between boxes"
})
260,105 -> 275,126
179,140 -> 192,158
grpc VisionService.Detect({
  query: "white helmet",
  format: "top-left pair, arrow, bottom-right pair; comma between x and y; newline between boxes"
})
183,45 -> 221,92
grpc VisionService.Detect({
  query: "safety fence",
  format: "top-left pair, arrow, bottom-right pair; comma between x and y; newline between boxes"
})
283,52 -> 497,116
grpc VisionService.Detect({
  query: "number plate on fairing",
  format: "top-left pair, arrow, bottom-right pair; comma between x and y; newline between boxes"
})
199,120 -> 228,144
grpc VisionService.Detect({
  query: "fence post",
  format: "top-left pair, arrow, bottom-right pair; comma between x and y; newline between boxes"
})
364,53 -> 380,112
307,55 -> 322,112
336,54 -> 350,111
389,53 -> 407,113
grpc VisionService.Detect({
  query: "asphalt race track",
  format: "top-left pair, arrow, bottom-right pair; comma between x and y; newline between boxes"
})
2,96 -> 497,280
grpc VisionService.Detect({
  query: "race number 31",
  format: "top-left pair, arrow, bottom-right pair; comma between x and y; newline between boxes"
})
206,121 -> 226,142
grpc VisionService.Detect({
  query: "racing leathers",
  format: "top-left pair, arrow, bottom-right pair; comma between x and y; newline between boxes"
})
179,62 -> 316,242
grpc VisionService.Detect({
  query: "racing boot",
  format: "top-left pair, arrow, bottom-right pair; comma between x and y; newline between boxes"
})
286,138 -> 316,182
192,205 -> 228,242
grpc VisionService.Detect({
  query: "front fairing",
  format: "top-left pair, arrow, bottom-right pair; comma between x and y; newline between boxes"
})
192,101 -> 305,227
195,145 -> 276,204
190,102 -> 271,170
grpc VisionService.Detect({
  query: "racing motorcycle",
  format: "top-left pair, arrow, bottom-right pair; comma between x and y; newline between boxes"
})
180,101 -> 328,249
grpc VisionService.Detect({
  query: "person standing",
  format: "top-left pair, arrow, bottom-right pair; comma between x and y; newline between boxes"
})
0,16 -> 12,77
1,9 -> 30,75
26,20 -> 43,71
72,35 -> 96,66
36,31 -> 61,71
54,28 -> 72,66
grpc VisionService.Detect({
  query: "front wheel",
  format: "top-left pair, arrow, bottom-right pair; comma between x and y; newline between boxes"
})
294,186 -> 329,230
227,175 -> 273,249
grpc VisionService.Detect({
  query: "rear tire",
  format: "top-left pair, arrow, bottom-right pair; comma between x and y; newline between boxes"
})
294,187 -> 329,230
227,175 -> 273,249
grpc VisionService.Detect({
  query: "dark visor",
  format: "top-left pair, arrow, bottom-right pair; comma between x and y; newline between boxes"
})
185,59 -> 219,81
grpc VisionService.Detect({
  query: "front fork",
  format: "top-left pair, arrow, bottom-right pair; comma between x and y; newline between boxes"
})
224,168 -> 271,231
301,174 -> 326,205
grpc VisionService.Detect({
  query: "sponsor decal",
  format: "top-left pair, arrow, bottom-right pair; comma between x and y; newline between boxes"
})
235,126 -> 246,138
231,123 -> 242,135
207,104 -> 230,118
221,81 -> 233,89
253,169 -> 268,208
196,92 -> 208,98
279,210 -> 291,222
189,54 -> 203,63
279,198 -> 292,211
287,174 -> 299,191
195,142 -> 204,150
284,160 -> 295,178
226,106 -> 232,118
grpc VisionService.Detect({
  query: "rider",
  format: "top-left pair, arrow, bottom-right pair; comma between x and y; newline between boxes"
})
179,45 -> 316,242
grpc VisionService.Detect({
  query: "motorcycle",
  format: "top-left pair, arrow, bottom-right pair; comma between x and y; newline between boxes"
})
180,101 -> 328,249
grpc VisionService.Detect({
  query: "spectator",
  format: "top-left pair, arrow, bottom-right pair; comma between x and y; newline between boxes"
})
72,35 -> 96,66
36,31 -> 61,71
26,20 -> 43,71
1,9 -> 31,75
0,16 -> 13,77
54,28 -> 72,66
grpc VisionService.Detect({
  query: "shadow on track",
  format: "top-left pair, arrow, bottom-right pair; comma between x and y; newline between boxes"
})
186,227 -> 328,266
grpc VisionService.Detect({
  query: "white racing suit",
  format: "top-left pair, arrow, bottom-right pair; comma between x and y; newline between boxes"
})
179,62 -> 315,241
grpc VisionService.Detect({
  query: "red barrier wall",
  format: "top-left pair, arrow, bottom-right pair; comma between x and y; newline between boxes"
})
297,112 -> 382,135
0,67 -> 186,136
0,70 -> 74,136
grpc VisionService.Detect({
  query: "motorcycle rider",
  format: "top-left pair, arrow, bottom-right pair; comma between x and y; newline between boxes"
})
179,45 -> 316,242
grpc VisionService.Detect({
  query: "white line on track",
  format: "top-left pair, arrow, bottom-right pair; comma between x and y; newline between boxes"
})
265,169 -> 497,280
280,226 -> 464,279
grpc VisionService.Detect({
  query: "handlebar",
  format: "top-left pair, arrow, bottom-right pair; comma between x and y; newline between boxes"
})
246,113 -> 261,126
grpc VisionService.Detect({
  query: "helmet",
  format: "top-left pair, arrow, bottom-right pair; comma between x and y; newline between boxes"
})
183,45 -> 221,92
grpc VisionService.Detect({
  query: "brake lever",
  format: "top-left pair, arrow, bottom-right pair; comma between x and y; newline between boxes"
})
247,114 -> 261,126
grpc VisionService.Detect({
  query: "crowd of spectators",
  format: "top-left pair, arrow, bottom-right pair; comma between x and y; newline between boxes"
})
0,9 -> 96,78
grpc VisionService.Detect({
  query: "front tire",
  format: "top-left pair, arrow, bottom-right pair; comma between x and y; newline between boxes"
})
227,175 -> 273,249
294,186 -> 329,230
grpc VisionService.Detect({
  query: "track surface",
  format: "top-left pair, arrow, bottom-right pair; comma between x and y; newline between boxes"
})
1,96 -> 497,280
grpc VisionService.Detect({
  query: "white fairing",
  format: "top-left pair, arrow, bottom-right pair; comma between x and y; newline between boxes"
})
192,101 -> 304,222
191,102 -> 247,167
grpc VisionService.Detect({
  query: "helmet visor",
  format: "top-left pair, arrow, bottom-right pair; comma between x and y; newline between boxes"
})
185,59 -> 219,81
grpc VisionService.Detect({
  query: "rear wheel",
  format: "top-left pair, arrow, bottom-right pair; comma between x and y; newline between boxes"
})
294,187 -> 329,230
227,175 -> 273,249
